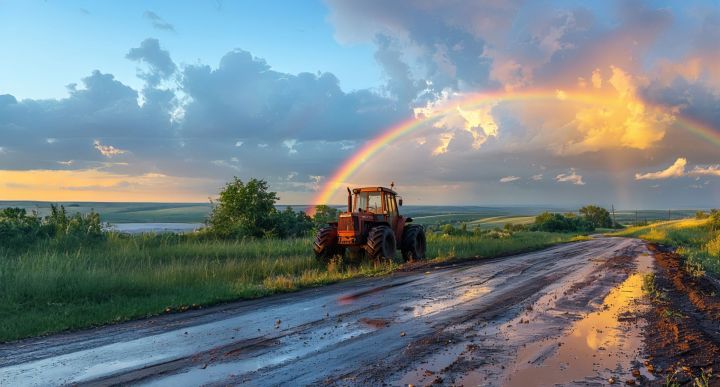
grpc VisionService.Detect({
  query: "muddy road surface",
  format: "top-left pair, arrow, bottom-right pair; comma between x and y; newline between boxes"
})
0,237 -> 657,386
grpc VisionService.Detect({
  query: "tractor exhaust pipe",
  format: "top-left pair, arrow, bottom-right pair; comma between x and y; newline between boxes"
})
347,187 -> 352,212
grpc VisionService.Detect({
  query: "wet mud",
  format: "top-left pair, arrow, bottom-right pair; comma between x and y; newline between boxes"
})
640,244 -> 720,386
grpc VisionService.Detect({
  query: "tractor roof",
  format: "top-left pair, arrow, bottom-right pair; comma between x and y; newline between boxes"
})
352,186 -> 398,195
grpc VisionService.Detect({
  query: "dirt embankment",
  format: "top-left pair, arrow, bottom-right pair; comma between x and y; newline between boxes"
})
644,244 -> 720,386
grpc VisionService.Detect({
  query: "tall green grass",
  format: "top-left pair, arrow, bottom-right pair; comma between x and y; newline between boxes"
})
0,231 -> 580,342
610,219 -> 720,275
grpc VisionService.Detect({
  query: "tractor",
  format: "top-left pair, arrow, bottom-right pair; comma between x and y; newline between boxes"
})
313,185 -> 426,264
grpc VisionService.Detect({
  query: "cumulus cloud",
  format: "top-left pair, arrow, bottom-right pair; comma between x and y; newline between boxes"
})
555,169 -> 585,185
559,66 -> 673,154
126,38 -> 177,86
414,92 -> 499,153
635,158 -> 687,180
143,11 -> 175,32
180,49 -> 406,142
500,176 -> 520,183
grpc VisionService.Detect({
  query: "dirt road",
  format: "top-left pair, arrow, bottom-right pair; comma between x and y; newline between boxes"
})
0,237 -> 655,386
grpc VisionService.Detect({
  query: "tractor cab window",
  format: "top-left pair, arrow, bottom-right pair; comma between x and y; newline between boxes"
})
367,192 -> 382,213
385,194 -> 397,216
356,191 -> 383,214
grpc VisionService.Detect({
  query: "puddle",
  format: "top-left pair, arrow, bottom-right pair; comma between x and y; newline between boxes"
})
501,253 -> 656,386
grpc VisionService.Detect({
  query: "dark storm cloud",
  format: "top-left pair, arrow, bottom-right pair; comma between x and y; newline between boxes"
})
126,38 -> 177,87
143,11 -> 175,32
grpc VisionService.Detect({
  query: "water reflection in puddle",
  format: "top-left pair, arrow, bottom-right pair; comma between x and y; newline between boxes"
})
503,253 -> 655,386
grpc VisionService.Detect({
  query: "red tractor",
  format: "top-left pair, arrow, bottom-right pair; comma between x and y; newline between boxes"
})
313,185 -> 426,264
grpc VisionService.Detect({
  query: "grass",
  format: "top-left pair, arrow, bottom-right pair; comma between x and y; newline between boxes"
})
609,218 -> 720,275
0,230 -> 582,343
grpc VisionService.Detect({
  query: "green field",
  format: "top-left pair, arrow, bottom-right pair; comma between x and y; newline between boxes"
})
610,218 -> 720,275
0,231 -> 582,343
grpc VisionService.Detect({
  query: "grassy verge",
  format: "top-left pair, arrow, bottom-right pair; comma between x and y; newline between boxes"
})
0,231 -> 582,343
609,218 -> 720,275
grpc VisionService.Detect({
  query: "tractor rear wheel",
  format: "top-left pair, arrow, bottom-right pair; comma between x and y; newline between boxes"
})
313,226 -> 339,264
366,225 -> 399,263
401,224 -> 426,261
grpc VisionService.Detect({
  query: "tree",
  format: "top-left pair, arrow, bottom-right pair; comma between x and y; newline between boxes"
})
207,178 -> 279,238
579,205 -> 613,229
312,205 -> 339,230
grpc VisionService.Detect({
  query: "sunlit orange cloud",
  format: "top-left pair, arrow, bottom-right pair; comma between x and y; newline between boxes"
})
0,169 -> 214,202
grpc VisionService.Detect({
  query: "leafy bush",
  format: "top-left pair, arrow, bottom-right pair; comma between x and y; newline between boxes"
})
0,208 -> 45,248
579,205 -> 614,228
0,205 -> 104,249
530,212 -> 594,233
206,177 -> 314,239
269,207 -> 314,238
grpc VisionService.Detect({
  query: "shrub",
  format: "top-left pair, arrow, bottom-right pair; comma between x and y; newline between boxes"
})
579,205 -> 614,228
530,212 -> 594,233
207,178 -> 279,238
206,177 -> 313,239
0,208 -> 45,248
269,207 -> 314,238
0,205 -> 104,249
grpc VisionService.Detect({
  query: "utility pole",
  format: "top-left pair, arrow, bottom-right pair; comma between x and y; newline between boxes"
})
611,205 -> 616,227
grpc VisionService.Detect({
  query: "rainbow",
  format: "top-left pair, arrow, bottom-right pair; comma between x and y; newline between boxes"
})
310,89 -> 720,208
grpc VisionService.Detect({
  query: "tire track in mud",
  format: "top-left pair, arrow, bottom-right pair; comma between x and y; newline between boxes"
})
0,237 -> 645,386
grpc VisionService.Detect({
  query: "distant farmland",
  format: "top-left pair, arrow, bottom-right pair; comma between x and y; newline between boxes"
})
0,201 -> 706,226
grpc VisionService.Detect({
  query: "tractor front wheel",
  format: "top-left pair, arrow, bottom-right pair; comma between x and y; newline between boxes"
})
401,224 -> 426,261
313,226 -> 339,264
366,225 -> 400,263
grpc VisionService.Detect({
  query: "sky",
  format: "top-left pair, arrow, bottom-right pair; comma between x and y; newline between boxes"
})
1,0 -> 719,209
